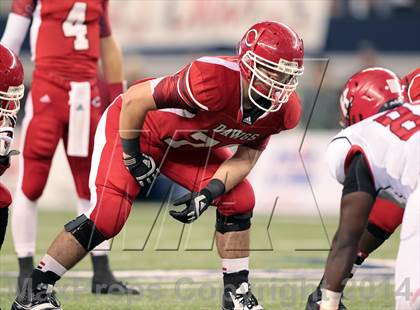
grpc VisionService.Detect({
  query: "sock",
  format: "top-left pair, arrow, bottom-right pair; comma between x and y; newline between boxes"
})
18,256 -> 34,276
349,251 -> 368,279
0,207 -> 9,250
12,189 -> 38,258
222,257 -> 250,291
30,255 -> 67,290
91,255 -> 115,281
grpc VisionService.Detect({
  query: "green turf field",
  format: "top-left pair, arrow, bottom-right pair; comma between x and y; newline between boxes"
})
0,204 -> 400,309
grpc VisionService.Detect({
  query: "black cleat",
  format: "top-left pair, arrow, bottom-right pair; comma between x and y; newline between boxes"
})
222,282 -> 264,310
11,283 -> 62,310
91,276 -> 139,295
306,287 -> 347,310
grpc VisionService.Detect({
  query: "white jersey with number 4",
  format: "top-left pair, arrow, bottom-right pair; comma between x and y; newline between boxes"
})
327,103 -> 420,204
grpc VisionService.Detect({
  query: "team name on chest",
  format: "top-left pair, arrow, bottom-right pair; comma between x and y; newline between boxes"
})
213,124 -> 259,141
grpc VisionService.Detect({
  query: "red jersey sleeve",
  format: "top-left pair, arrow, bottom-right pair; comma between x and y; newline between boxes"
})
151,72 -> 196,112
11,0 -> 35,18
152,60 -> 229,112
242,136 -> 271,151
281,92 -> 302,130
99,0 -> 112,37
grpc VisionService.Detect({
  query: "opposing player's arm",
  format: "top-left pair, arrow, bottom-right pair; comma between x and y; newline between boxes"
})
0,0 -> 34,54
322,153 -> 376,305
212,145 -> 261,192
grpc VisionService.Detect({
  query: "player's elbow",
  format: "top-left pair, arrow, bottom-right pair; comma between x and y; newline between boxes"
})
122,83 -> 156,112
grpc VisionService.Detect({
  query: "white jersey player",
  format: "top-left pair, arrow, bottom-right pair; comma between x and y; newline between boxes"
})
307,67 -> 419,310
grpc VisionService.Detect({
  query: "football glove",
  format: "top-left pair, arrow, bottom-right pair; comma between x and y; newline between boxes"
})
169,190 -> 212,224
169,179 -> 226,224
123,153 -> 159,189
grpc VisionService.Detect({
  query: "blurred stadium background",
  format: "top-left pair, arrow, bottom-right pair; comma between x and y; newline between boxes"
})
0,0 -> 419,309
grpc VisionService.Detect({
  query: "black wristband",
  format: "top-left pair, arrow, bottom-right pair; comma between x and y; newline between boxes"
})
202,179 -> 226,202
121,137 -> 140,156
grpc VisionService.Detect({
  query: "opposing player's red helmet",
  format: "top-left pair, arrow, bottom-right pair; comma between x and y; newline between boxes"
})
238,21 -> 304,112
339,67 -> 403,127
0,43 -> 24,117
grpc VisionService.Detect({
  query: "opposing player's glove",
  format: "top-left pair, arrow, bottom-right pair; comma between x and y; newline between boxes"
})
123,153 -> 159,188
169,179 -> 226,224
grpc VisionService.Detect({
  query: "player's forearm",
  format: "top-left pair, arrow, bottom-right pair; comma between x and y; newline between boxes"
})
100,35 -> 124,83
323,237 -> 357,292
120,82 -> 156,143
212,146 -> 260,192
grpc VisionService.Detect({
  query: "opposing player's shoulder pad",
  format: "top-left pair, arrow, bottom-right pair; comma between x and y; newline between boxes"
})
326,132 -> 352,184
282,92 -> 302,129
179,57 -> 239,112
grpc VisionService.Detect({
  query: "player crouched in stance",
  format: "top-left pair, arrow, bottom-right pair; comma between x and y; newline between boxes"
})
305,67 -> 420,310
0,43 -> 24,251
11,21 -> 304,310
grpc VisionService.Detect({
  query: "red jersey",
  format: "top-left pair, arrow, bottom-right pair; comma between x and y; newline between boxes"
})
125,56 -> 301,151
11,0 -> 111,80
401,68 -> 420,104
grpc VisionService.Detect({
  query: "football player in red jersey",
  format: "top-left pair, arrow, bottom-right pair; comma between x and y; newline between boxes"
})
0,43 -> 24,251
11,21 -> 304,310
306,68 -> 419,310
1,0 -> 137,295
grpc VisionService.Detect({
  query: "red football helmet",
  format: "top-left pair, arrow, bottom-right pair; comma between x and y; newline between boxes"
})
339,67 -> 403,127
238,21 -> 304,112
0,43 -> 24,116
0,43 -> 24,156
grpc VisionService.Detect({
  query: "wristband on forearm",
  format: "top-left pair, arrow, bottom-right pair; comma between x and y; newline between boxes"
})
121,137 -> 140,156
201,179 -> 226,202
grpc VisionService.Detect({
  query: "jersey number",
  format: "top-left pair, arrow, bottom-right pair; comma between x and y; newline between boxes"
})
62,2 -> 89,51
164,132 -> 220,148
374,106 -> 420,141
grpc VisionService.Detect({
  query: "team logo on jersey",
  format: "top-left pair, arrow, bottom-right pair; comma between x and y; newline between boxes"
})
40,94 -> 51,104
213,124 -> 259,141
91,96 -> 101,107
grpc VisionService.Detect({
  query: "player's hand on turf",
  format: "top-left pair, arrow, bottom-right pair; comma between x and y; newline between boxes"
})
169,191 -> 212,224
123,152 -> 159,188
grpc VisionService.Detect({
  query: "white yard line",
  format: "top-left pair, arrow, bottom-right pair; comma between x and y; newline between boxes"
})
0,267 -> 394,281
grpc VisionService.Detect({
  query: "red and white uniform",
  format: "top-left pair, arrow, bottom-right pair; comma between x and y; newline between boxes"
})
85,56 -> 301,239
401,68 -> 420,104
2,0 -> 112,257
10,0 -> 111,201
327,103 -> 420,310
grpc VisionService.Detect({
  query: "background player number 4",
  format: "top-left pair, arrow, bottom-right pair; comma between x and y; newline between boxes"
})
62,2 -> 89,51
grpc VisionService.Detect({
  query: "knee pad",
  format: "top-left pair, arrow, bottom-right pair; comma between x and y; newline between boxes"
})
64,215 -> 106,252
215,210 -> 252,234
368,197 -> 403,235
367,222 -> 391,241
